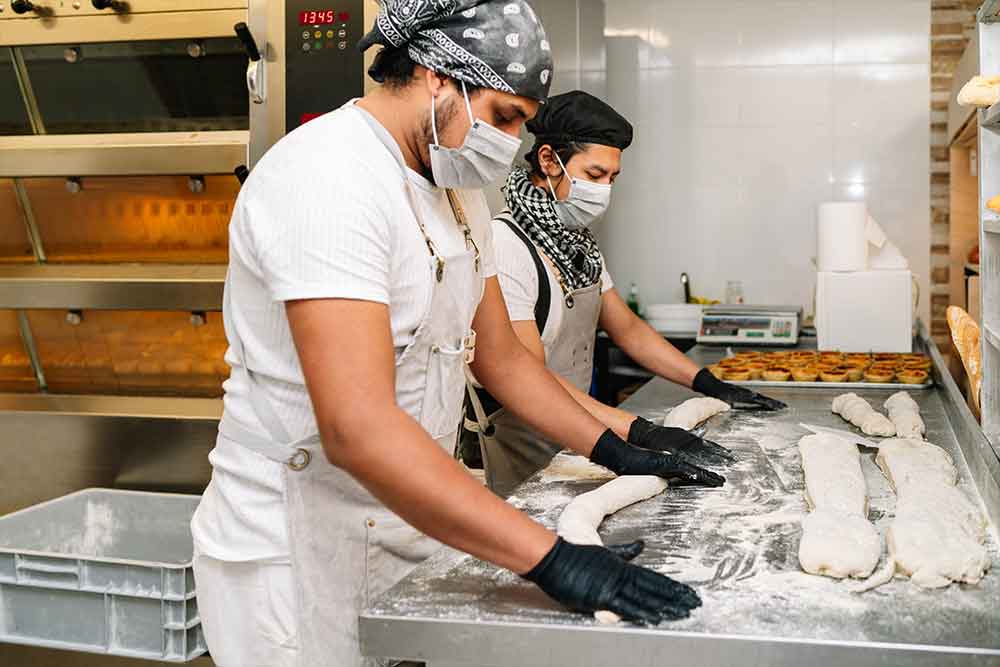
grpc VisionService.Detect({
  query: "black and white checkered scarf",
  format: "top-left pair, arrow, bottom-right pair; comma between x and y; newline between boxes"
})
504,167 -> 603,291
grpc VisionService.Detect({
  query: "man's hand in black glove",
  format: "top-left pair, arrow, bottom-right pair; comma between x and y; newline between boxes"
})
628,416 -> 736,466
692,367 -> 787,411
524,537 -> 701,624
590,429 -> 725,487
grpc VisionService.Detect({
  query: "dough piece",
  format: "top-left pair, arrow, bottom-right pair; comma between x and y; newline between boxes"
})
558,475 -> 668,546
797,434 -> 879,579
557,475 -> 669,624
663,397 -> 730,430
875,438 -> 990,589
889,486 -> 990,588
832,393 -> 896,437
957,75 -> 1000,107
875,438 -> 957,492
799,434 -> 869,516
883,392 -> 925,440
799,510 -> 881,579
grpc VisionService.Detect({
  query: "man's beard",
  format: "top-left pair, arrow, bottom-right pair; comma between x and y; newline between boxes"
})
419,94 -> 460,185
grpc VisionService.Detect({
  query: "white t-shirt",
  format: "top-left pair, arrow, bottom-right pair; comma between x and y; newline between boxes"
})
492,217 -> 612,360
191,103 -> 496,562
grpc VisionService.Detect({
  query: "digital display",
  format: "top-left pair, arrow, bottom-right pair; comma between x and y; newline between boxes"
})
299,9 -> 336,25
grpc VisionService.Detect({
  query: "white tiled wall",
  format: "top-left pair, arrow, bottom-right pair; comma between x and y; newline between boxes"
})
510,0 -> 931,325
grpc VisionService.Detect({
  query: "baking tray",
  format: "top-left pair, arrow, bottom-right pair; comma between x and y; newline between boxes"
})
732,379 -> 934,390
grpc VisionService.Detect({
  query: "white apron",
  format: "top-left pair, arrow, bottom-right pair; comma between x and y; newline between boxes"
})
218,114 -> 484,666
469,262 -> 602,497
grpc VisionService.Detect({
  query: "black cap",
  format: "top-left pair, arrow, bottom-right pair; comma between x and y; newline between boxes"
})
526,91 -> 633,150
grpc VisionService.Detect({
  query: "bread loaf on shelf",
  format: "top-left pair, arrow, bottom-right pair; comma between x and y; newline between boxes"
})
957,75 -> 1000,107
946,306 -> 981,411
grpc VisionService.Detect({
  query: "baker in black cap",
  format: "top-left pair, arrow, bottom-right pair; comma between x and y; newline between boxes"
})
463,91 -> 785,497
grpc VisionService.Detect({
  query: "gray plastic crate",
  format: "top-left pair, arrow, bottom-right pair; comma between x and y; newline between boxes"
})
0,488 -> 205,662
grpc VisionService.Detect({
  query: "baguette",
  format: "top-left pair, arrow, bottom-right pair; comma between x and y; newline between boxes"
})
946,306 -> 982,410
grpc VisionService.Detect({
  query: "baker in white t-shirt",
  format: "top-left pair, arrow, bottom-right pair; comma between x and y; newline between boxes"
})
467,91 -> 787,497
190,4 -> 721,666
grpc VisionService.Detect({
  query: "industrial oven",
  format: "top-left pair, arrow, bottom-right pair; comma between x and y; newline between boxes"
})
0,0 -> 375,516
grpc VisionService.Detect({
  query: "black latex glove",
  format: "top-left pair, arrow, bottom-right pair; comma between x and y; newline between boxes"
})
590,429 -> 725,487
692,367 -> 787,411
628,417 -> 736,466
524,537 -> 701,624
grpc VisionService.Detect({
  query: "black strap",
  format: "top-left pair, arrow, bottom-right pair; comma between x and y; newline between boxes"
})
465,213 -> 554,431
497,212 -> 551,336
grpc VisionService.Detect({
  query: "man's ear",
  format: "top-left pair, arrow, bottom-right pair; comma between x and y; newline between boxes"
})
421,66 -> 449,99
537,145 -> 562,178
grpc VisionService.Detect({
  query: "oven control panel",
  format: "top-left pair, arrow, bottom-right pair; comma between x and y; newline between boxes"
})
285,1 -> 365,133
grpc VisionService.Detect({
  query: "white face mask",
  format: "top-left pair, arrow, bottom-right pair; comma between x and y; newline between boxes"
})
429,81 -> 522,190
547,152 -> 612,230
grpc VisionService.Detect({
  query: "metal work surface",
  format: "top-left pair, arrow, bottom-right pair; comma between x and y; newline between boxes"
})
362,342 -> 1000,667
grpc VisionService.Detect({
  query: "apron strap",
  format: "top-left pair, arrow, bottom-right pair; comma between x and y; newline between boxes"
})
496,212 -> 551,335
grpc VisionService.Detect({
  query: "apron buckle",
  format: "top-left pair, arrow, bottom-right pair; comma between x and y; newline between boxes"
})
288,448 -> 312,471
463,331 -> 477,365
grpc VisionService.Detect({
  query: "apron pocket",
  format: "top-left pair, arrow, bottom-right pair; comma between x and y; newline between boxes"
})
364,510 -> 442,607
419,344 -> 468,440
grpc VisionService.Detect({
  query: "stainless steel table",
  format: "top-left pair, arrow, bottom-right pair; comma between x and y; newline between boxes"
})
361,333 -> 1000,666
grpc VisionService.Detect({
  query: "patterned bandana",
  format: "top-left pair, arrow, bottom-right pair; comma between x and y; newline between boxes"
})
504,167 -> 603,292
359,0 -> 553,101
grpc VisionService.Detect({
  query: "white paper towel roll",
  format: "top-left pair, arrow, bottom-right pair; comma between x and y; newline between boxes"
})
817,202 -> 868,272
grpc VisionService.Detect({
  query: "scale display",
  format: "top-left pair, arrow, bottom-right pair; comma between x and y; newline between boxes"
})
697,306 -> 802,346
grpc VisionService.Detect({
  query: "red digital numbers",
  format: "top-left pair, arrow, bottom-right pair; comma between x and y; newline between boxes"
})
299,9 -> 336,25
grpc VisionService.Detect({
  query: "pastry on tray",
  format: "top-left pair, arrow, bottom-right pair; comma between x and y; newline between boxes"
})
864,366 -> 895,383
903,358 -> 932,371
708,364 -> 725,379
718,357 -> 744,368
791,366 -> 820,382
820,368 -> 850,383
746,362 -> 767,380
762,366 -> 792,382
896,369 -> 929,385
842,365 -> 865,382
723,368 -> 752,381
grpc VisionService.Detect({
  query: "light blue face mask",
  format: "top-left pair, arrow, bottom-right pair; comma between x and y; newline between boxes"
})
546,152 -> 612,230
429,81 -> 522,189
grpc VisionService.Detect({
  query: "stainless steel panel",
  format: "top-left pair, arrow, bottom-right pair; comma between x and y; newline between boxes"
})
25,309 -> 228,397
18,39 -> 247,135
0,265 -> 225,310
0,179 -> 34,263
0,131 -> 248,177
23,175 -> 235,263
361,335 -> 1000,666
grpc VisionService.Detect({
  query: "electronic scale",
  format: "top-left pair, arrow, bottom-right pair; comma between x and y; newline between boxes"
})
696,305 -> 803,346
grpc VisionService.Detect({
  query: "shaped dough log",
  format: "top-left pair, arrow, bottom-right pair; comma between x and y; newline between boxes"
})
884,392 -> 925,440
797,434 -> 880,579
874,438 -> 989,589
799,510 -> 881,579
558,475 -> 668,546
832,393 -> 896,437
663,397 -> 730,430
557,474 -> 669,624
875,438 -> 956,491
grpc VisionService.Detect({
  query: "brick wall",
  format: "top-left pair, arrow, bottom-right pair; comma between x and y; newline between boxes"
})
930,1 -> 981,346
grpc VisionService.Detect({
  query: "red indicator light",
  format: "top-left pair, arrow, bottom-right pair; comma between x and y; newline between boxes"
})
339,11 -> 350,22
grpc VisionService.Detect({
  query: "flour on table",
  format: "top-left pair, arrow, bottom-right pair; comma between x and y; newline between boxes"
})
832,393 -> 895,437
